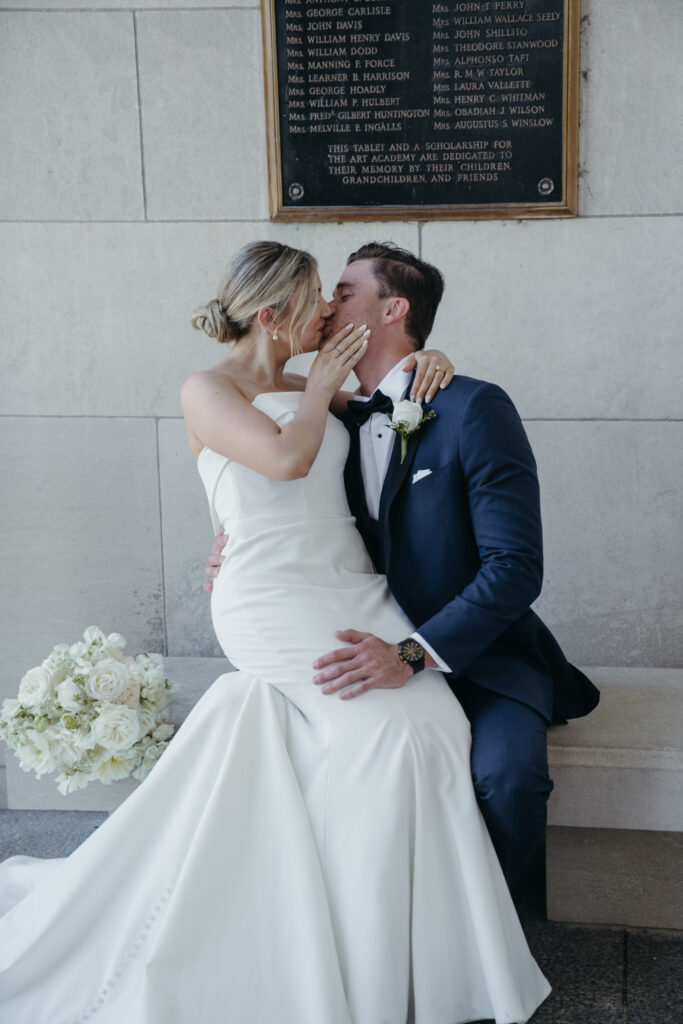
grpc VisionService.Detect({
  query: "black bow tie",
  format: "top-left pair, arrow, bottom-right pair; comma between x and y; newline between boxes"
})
344,390 -> 394,428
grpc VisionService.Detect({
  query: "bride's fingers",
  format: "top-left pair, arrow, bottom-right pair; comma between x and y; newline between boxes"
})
333,324 -> 368,357
339,331 -> 369,368
410,362 -> 428,403
324,321 -> 361,350
425,364 -> 455,402
413,356 -> 454,404
441,365 -> 455,389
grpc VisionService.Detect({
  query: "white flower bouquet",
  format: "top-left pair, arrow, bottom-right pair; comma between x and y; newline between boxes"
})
0,627 -> 178,795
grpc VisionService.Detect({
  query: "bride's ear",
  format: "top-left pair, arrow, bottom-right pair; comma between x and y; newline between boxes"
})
256,306 -> 275,331
257,306 -> 281,340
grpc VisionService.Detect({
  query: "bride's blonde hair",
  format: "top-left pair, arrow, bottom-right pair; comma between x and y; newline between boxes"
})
191,241 -> 319,356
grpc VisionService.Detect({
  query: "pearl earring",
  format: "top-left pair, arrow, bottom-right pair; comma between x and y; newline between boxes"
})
273,329 -> 279,341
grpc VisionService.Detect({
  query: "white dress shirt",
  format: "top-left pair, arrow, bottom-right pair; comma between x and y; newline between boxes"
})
355,359 -> 452,674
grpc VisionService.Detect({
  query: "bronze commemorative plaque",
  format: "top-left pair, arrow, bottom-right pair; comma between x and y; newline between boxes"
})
261,0 -> 579,220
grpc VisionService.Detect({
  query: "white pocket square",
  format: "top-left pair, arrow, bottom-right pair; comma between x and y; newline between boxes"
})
412,469 -> 432,484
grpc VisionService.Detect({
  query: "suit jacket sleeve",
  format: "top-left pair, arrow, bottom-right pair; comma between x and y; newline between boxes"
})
417,382 -> 544,677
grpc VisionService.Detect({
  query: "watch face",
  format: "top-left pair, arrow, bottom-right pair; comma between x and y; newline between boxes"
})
400,640 -> 424,664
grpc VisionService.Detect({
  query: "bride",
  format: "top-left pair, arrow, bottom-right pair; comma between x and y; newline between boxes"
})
0,241 -> 550,1023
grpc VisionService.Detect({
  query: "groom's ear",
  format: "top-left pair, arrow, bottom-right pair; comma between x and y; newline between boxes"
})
382,297 -> 410,327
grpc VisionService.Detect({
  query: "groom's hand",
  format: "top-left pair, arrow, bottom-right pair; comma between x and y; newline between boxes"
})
312,630 -> 413,700
203,531 -> 227,593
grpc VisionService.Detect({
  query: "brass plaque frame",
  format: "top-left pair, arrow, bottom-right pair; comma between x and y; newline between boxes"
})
261,0 -> 579,222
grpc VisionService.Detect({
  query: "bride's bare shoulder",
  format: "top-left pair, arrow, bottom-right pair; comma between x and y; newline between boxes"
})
181,366 -> 245,412
181,367 -> 252,460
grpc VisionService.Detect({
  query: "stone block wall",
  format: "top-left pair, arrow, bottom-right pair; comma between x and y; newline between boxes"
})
1,2 -> 682,777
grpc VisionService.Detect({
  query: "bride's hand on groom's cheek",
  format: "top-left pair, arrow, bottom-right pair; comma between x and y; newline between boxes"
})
312,630 -> 413,700
203,531 -> 228,593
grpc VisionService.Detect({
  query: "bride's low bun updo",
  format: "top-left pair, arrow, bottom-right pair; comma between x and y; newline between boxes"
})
191,241 -> 318,355
190,298 -> 248,345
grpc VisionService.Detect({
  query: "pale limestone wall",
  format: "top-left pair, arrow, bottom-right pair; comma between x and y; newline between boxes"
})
1,1 -> 682,767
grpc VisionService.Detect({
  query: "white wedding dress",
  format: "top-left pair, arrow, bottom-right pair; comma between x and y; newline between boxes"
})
0,392 -> 550,1024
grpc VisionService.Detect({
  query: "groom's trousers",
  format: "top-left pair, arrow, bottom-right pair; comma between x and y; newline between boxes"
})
454,678 -> 554,895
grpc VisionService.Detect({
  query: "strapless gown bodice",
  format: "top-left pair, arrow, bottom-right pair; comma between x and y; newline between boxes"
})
197,391 -> 414,693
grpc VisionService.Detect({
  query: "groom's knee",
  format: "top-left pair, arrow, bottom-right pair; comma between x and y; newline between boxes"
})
471,753 -> 553,831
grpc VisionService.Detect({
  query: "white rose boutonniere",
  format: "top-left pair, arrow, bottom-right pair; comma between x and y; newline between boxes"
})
388,400 -> 436,463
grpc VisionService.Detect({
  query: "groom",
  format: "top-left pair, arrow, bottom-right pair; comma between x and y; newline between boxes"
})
207,242 -> 600,896
312,241 -> 601,898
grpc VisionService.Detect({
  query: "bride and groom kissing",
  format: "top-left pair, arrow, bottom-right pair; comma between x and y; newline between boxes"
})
205,239 -> 600,894
0,238 -> 599,1023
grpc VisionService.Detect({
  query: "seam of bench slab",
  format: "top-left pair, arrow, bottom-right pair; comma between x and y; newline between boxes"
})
548,745 -> 683,771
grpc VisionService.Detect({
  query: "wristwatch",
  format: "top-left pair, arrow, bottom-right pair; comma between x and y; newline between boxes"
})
397,638 -> 425,675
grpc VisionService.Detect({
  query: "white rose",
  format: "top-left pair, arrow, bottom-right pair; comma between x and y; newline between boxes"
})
118,680 -> 141,709
391,399 -> 423,432
18,666 -> 56,707
56,678 -> 83,711
86,658 -> 134,703
91,706 -> 141,752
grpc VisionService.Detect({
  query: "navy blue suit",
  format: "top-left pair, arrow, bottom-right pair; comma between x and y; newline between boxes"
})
343,375 -> 599,890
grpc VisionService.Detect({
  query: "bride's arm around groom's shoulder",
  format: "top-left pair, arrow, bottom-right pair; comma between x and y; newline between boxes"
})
328,348 -> 455,415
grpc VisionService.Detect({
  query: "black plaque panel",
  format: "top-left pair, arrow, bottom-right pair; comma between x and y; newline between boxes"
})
262,0 -> 578,219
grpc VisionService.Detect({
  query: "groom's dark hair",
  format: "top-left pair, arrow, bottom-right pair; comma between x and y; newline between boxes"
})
346,242 -> 445,350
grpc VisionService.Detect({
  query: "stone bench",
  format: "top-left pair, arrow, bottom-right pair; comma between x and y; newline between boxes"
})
6,662 -> 682,929
546,667 -> 682,931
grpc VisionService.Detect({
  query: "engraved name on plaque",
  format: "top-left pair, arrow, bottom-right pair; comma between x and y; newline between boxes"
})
261,0 -> 579,220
